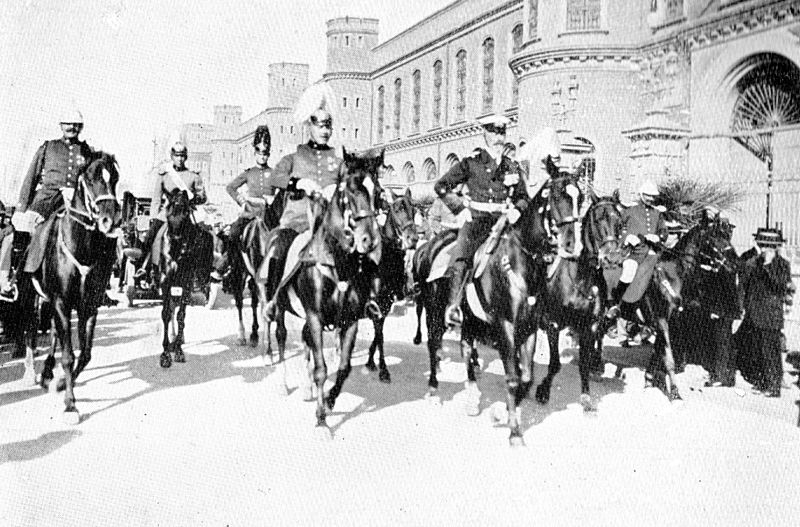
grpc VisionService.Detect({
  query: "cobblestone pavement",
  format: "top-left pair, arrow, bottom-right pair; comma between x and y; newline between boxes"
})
2,295 -> 799,526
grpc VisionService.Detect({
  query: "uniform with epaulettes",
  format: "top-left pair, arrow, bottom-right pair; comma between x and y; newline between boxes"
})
150,164 -> 207,222
620,201 -> 667,263
270,141 -> 343,232
18,138 -> 94,218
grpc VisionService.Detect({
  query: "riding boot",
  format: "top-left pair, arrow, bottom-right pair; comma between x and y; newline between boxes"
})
265,260 -> 299,321
134,219 -> 164,278
445,260 -> 468,327
606,281 -> 629,320
210,252 -> 228,282
0,232 -> 30,302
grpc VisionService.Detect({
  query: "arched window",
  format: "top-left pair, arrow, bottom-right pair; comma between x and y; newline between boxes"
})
412,69 -> 421,133
566,0 -> 602,31
529,0 -> 539,40
482,38 -> 495,114
511,24 -> 523,107
394,78 -> 402,138
422,158 -> 437,180
445,153 -> 460,170
433,60 -> 443,127
455,50 -> 467,122
402,161 -> 415,183
377,85 -> 385,143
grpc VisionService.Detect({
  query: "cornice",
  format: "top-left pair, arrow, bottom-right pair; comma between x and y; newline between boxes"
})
684,0 -> 799,49
375,112 -> 518,153
322,71 -> 371,81
509,46 -> 638,77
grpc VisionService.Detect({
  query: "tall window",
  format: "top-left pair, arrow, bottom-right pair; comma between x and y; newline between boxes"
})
455,50 -> 467,122
666,0 -> 683,20
482,38 -> 495,114
529,0 -> 539,40
566,0 -> 602,31
394,78 -> 402,138
377,85 -> 385,143
433,60 -> 443,126
412,69 -> 421,133
511,24 -> 523,107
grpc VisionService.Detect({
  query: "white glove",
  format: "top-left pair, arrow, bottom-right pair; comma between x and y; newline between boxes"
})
507,208 -> 521,225
321,184 -> 337,202
624,234 -> 641,246
376,211 -> 387,227
11,211 -> 26,230
296,178 -> 322,195
455,208 -> 473,227
644,233 -> 660,244
503,172 -> 519,186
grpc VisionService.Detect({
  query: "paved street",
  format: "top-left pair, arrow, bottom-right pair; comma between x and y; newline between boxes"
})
2,293 -> 800,526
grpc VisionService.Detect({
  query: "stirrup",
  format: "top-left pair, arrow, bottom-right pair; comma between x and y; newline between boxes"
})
445,304 -> 463,327
31,277 -> 49,301
0,283 -> 18,303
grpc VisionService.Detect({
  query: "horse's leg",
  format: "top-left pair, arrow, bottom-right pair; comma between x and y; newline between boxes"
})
173,297 -> 187,363
306,313 -> 330,438
52,299 -> 78,423
326,319 -> 357,412
462,332 -> 481,417
656,317 -> 682,401
160,296 -> 172,368
413,300 -> 424,345
375,317 -> 390,383
364,318 -> 378,372
536,325 -> 562,404
298,323 -> 315,401
234,274 -> 246,345
40,317 -> 59,390
578,326 -> 598,411
72,305 -> 98,381
499,320 -> 524,446
518,329 -> 538,401
424,288 -> 444,403
249,279 -> 260,347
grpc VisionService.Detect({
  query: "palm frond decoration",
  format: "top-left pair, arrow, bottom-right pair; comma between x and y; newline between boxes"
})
658,178 -> 745,225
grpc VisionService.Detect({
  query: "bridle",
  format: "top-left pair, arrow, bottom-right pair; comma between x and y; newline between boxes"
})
64,170 -> 117,232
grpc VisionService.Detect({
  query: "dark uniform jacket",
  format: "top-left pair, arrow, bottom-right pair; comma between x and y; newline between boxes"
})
271,142 -> 343,231
18,138 -> 93,215
150,165 -> 207,221
621,202 -> 667,261
741,253 -> 791,330
226,165 -> 275,219
433,149 -> 529,216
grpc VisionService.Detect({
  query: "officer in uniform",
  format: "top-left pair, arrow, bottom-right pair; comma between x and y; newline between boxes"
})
435,114 -> 531,327
212,125 -> 278,280
1,110 -> 93,301
263,107 -> 381,320
606,180 -> 667,320
131,141 -> 207,277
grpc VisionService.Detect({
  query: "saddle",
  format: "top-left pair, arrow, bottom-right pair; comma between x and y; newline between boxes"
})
150,222 -> 169,265
257,228 -> 309,285
23,215 -> 58,273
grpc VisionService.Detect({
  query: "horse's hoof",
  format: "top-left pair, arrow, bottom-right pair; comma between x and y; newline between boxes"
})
314,425 -> 333,442
580,393 -> 597,412
160,354 -> 172,368
173,350 -> 186,363
378,369 -> 391,383
490,402 -> 509,424
464,397 -> 480,417
325,395 -> 335,411
509,434 -> 526,448
413,335 -> 422,345
249,335 -> 259,348
535,384 -> 550,405
363,361 -> 377,373
55,378 -> 66,393
63,409 -> 81,426
424,392 -> 441,406
669,386 -> 683,402
237,337 -> 247,346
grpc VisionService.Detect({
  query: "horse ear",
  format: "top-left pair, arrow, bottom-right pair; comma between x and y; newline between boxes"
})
612,189 -> 620,203
405,187 -> 412,200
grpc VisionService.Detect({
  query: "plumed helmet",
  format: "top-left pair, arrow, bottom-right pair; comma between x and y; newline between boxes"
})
292,82 -> 337,125
170,141 -> 188,156
638,180 -> 660,197
253,125 -> 271,152
60,109 -> 84,124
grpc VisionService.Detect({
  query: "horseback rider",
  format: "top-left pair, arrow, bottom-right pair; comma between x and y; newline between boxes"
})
0,110 -> 94,301
606,180 -> 667,320
211,125 -> 278,281
129,141 -> 207,278
436,114 -> 531,328
263,107 -> 381,320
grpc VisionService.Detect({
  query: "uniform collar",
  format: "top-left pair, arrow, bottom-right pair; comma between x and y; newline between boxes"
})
307,140 -> 331,151
476,148 -> 505,167
253,164 -> 271,171
61,137 -> 82,146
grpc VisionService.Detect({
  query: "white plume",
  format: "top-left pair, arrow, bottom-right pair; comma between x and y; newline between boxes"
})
292,82 -> 337,125
518,127 -> 561,166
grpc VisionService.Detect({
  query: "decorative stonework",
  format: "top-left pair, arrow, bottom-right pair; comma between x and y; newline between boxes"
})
322,72 -> 371,81
510,46 -> 638,78
550,74 -> 580,128
377,112 -> 519,153
635,40 -> 690,120
622,109 -> 690,181
684,0 -> 799,50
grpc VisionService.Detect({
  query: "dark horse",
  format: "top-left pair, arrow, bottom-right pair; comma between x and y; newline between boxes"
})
19,152 -> 121,423
226,195 -> 284,347
533,176 -> 625,410
265,149 -> 380,439
414,192 -> 550,445
157,189 -> 214,368
362,181 -> 419,383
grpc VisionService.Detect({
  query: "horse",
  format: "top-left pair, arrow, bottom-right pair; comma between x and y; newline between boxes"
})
265,149 -> 381,439
413,188 -> 550,446
362,183 -> 419,382
226,194 -> 284,347
532,177 -> 625,409
157,189 -> 214,368
19,152 -> 121,423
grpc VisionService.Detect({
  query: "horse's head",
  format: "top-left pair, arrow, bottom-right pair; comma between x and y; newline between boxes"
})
323,148 -> 380,256
545,171 -> 584,258
164,189 -> 192,232
379,187 -> 419,251
697,215 -> 739,274
583,189 -> 624,263
76,151 -> 120,234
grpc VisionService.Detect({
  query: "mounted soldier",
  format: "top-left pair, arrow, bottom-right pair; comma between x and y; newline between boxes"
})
606,180 -> 668,323
211,125 -> 280,281
1,109 -> 94,301
435,114 -> 531,328
128,141 -> 207,279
